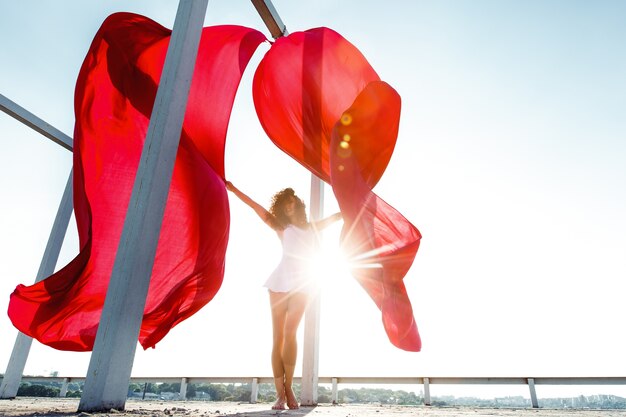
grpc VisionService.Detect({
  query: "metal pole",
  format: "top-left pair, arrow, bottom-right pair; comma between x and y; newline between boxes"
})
250,377 -> 259,403
60,378 -> 70,398
423,377 -> 431,406
331,377 -> 338,404
528,378 -> 539,408
0,93 -> 73,151
78,0 -> 208,411
248,0 -> 325,406
179,377 -> 188,400
0,93 -> 74,399
0,169 -> 74,399
301,176 -> 323,405
250,0 -> 287,39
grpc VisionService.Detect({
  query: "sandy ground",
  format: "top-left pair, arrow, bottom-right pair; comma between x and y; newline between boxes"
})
1,398 -> 626,417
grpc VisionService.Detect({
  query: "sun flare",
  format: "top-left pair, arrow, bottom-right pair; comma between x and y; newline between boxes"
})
309,237 -> 352,291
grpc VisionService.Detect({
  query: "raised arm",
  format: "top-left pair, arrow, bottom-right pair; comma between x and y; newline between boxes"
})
225,181 -> 279,230
311,212 -> 343,231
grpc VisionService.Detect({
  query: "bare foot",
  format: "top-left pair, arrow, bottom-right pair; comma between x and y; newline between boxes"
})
272,397 -> 286,410
285,388 -> 299,409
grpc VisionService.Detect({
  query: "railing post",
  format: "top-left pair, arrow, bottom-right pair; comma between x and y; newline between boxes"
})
250,378 -> 259,404
179,378 -> 187,400
423,377 -> 431,406
528,378 -> 539,408
331,377 -> 338,404
59,378 -> 69,397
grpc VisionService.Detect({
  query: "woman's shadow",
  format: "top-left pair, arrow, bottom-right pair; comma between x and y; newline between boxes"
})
219,406 -> 318,416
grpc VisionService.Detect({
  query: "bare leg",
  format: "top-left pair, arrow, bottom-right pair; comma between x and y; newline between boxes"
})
269,291 -> 288,409
283,292 -> 308,409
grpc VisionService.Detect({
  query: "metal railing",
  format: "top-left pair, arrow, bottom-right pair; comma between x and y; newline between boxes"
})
6,375 -> 626,408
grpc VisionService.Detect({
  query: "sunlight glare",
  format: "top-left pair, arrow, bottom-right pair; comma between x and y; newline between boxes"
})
310,239 -> 352,290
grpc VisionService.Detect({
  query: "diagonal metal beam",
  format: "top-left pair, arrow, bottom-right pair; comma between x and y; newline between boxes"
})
0,93 -> 73,151
250,0 -> 288,38
0,170 -> 74,399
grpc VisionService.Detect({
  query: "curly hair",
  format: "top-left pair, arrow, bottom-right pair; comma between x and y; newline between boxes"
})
269,187 -> 307,229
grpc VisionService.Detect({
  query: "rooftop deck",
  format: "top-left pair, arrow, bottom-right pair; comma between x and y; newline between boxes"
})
2,398 -> 626,417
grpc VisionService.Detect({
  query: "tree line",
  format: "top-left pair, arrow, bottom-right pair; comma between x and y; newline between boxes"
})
13,379 -> 422,405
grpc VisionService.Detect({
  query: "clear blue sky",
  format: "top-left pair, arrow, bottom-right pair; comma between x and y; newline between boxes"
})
1,0 -> 626,399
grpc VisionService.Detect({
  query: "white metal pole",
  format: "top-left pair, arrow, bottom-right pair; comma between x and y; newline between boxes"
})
60,378 -> 70,398
179,377 -> 188,400
0,170 -> 74,399
423,377 -> 431,406
0,93 -> 73,150
528,378 -> 539,408
250,377 -> 259,403
300,176 -> 324,406
250,0 -> 287,39
249,0 -> 325,405
78,0 -> 208,411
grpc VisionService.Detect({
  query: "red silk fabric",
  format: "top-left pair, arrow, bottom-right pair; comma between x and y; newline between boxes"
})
8,19 -> 420,352
8,13 -> 265,351
253,27 -> 380,182
330,82 -> 422,351
253,28 -> 422,351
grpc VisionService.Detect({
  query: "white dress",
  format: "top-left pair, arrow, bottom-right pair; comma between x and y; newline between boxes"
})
264,225 -> 317,293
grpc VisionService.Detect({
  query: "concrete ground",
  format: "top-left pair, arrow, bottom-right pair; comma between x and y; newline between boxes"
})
1,398 -> 626,417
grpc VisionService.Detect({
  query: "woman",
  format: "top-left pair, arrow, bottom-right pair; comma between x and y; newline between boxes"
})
226,181 -> 341,410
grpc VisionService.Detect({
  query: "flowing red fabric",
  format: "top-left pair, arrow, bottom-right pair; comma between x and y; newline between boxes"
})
253,27 -> 380,181
253,28 -> 422,351
330,82 -> 422,351
8,13 -> 265,351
